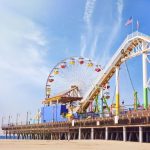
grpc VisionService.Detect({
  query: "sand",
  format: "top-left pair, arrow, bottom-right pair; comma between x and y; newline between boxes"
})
0,140 -> 149,150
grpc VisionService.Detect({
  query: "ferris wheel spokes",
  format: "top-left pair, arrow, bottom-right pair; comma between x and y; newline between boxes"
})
45,57 -> 107,112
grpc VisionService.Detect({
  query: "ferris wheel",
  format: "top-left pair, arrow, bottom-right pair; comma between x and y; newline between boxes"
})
45,57 -> 103,104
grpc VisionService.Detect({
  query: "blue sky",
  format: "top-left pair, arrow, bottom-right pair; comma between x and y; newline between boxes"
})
0,0 -> 150,131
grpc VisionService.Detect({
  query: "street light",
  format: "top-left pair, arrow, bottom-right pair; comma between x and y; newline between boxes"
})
26,111 -> 32,125
1,116 -> 5,127
16,113 -> 20,125
8,115 -> 12,126
26,112 -> 29,125
28,112 -> 32,124
38,109 -> 40,124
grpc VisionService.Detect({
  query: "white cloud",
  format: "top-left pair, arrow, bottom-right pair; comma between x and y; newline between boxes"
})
24,30 -> 47,47
83,0 -> 96,27
108,0 -> 123,48
80,0 -> 124,62
0,3 -> 49,133
80,34 -> 87,57
80,0 -> 97,57
90,28 -> 101,59
100,0 -> 123,65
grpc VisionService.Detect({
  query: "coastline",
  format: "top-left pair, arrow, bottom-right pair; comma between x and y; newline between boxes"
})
0,140 -> 149,150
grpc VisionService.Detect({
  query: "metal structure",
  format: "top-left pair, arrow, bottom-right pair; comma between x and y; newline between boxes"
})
45,57 -> 103,99
2,109 -> 150,142
43,86 -> 82,104
44,57 -> 109,115
76,32 -> 150,116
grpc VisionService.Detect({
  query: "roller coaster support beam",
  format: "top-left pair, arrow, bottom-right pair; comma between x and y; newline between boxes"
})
115,67 -> 120,116
142,51 -> 148,109
134,91 -> 138,110
100,89 -> 104,117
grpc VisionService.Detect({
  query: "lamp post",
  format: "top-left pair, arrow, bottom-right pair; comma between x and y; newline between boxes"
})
26,112 -> 29,125
28,112 -> 32,125
25,111 -> 32,124
16,113 -> 20,125
38,109 -> 40,124
1,116 -> 5,127
8,115 -> 12,126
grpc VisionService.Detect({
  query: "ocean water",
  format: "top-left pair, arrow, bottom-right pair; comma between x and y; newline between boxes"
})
0,136 -> 6,139
0,135 -> 17,139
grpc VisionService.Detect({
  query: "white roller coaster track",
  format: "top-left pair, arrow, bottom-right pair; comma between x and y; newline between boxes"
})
76,31 -> 150,113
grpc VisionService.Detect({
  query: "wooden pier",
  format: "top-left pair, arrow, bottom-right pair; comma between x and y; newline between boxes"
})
2,110 -> 150,143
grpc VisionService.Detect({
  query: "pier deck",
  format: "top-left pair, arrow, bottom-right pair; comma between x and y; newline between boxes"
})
2,110 -> 150,143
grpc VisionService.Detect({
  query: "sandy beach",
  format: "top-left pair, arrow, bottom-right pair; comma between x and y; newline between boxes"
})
0,140 -> 149,150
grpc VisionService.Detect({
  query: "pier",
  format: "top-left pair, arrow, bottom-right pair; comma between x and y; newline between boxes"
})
2,109 -> 150,143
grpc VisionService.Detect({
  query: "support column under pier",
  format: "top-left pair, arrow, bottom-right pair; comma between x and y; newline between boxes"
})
139,127 -> 143,143
123,127 -> 126,142
68,132 -> 70,141
105,127 -> 108,140
78,128 -> 81,140
51,133 -> 53,140
91,128 -> 94,140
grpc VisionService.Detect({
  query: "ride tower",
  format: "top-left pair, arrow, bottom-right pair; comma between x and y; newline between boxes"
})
142,46 -> 150,109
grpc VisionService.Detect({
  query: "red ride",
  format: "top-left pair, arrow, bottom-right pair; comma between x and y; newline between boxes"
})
61,64 -> 66,68
106,85 -> 110,89
49,79 -> 54,82
103,84 -> 110,89
95,67 -> 101,72
60,63 -> 66,68
79,58 -> 84,64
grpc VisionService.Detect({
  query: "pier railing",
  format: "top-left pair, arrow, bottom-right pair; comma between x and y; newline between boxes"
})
2,109 -> 150,131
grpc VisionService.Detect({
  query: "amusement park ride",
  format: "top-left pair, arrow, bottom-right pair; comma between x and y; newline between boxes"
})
41,31 -> 150,123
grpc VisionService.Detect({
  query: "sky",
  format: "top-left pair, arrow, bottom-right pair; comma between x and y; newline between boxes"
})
0,0 -> 150,133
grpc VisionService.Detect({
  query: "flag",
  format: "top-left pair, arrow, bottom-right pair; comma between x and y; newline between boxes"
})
125,16 -> 133,26
137,20 -> 140,30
